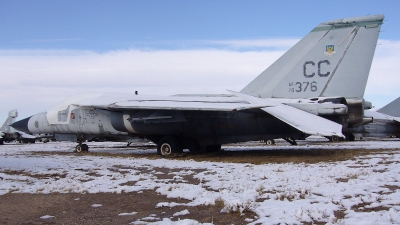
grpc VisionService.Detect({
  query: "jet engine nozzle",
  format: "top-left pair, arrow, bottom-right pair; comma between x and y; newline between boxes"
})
10,116 -> 32,134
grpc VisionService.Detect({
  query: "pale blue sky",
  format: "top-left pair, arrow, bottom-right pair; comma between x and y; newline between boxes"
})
1,1 -> 399,51
0,1 -> 399,122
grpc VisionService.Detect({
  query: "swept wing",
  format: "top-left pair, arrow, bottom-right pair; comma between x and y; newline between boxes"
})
55,92 -> 343,137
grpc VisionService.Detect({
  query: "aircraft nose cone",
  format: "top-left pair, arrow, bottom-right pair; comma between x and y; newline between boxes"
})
11,116 -> 31,133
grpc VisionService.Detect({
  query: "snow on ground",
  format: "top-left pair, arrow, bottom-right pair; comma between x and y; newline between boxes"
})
0,139 -> 400,224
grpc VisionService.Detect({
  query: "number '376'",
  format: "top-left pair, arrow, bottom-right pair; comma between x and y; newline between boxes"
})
289,81 -> 317,92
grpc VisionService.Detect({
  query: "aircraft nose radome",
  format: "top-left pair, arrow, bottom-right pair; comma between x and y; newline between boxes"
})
11,116 -> 31,133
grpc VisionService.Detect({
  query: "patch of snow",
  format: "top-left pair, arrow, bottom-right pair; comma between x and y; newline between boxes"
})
173,209 -> 190,217
1,141 -> 400,224
156,202 -> 182,208
141,216 -> 159,221
40,215 -> 54,219
146,218 -> 213,225
131,221 -> 147,225
118,212 -> 138,216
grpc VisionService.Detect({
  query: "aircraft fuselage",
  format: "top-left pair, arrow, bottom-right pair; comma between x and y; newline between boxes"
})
18,108 -> 305,147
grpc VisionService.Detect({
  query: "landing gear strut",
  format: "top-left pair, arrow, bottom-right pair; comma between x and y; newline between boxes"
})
283,137 -> 297,145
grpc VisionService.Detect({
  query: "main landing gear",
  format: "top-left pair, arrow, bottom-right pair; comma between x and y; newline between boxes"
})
156,136 -> 222,156
75,139 -> 89,153
326,135 -> 341,142
157,136 -> 182,156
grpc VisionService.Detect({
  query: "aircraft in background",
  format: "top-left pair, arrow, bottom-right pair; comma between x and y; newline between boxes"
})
346,97 -> 400,139
0,110 -> 36,144
12,15 -> 384,155
377,97 -> 400,118
0,131 -> 3,144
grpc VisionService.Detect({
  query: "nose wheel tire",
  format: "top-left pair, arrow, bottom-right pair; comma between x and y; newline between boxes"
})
265,139 -> 275,145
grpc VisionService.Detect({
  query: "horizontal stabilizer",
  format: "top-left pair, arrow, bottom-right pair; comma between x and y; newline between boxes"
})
228,90 -> 344,137
261,104 -> 344,137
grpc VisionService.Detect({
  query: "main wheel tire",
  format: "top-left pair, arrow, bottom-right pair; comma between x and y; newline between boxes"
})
265,139 -> 275,145
75,145 -> 83,153
331,135 -> 340,142
157,136 -> 182,156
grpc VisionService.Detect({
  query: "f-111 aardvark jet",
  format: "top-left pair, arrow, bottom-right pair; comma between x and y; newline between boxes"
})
12,14 -> 384,155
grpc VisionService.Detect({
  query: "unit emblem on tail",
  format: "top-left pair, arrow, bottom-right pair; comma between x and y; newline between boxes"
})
324,45 -> 336,57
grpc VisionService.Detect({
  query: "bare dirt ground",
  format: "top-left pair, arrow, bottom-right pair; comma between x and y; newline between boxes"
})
1,140 -> 398,224
0,191 -> 255,225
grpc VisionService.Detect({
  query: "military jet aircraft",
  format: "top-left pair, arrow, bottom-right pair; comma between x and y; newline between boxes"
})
346,97 -> 400,139
12,14 -> 384,155
0,110 -> 36,144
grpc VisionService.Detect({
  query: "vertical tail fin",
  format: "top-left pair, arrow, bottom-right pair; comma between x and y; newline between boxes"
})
0,110 -> 18,133
241,15 -> 384,99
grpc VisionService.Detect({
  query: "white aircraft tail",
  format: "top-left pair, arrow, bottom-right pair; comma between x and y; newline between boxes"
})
377,97 -> 400,117
241,14 -> 384,99
0,110 -> 18,133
